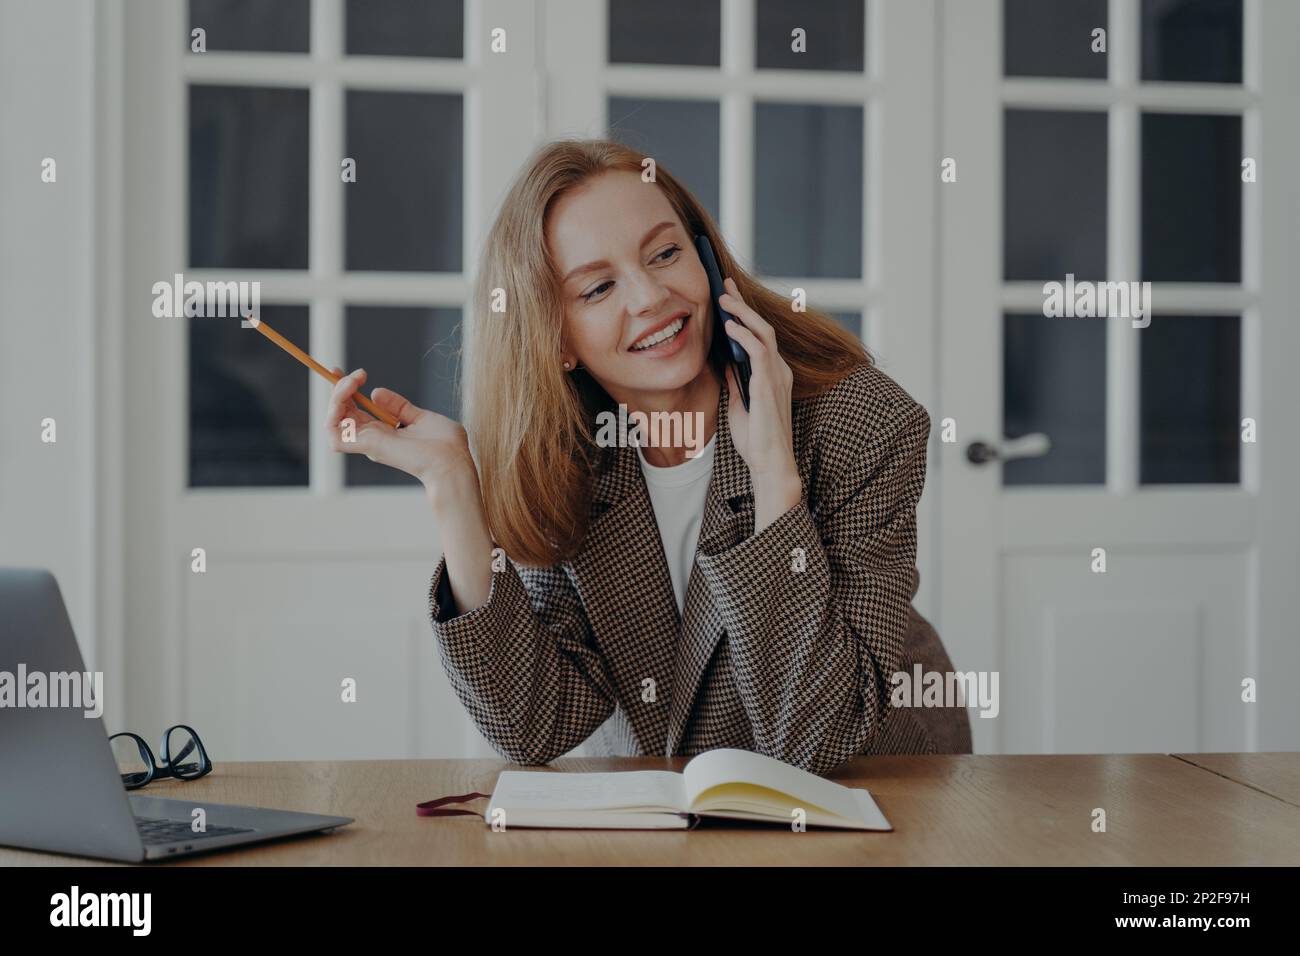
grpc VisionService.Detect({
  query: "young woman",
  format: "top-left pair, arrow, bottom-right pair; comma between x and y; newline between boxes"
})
325,139 -> 971,776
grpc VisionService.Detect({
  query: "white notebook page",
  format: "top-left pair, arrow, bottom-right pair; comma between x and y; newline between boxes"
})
682,748 -> 866,821
490,770 -> 686,813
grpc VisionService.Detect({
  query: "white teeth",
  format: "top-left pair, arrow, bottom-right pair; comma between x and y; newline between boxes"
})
631,316 -> 685,351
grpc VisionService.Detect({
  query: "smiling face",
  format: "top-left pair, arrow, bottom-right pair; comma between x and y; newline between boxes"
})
547,170 -> 716,409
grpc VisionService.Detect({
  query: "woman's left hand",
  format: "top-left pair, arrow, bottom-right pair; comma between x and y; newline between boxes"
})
718,277 -> 804,530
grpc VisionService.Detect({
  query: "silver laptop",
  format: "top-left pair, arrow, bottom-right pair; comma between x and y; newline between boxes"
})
0,568 -> 353,862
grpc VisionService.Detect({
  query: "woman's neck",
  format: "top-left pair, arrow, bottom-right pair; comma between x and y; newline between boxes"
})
615,367 -> 720,468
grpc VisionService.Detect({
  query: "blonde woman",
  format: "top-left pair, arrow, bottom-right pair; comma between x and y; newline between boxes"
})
325,139 -> 971,776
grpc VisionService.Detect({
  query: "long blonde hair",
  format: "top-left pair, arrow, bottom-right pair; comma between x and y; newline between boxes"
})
464,139 -> 871,566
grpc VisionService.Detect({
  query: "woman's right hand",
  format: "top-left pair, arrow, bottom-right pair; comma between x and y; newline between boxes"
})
325,367 -> 477,493
328,368 -> 495,616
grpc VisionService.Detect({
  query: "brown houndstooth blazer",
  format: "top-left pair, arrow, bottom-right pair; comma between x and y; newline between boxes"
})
427,362 -> 972,776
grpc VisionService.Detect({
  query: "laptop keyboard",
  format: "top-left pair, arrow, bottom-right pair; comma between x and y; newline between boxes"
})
134,815 -> 255,846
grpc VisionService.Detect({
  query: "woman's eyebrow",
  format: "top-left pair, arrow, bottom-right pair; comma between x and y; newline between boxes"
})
561,220 -> 677,283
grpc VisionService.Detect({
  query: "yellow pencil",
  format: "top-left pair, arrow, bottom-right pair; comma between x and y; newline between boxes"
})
251,318 -> 402,428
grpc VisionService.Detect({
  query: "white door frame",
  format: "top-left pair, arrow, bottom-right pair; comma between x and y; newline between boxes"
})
1251,0 -> 1300,749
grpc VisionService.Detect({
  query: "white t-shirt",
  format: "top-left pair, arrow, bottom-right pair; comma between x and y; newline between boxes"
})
635,433 -> 718,615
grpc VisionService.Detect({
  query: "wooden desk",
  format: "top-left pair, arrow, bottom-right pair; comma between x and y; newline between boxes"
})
1174,752 -> 1300,809
4,753 -> 1299,866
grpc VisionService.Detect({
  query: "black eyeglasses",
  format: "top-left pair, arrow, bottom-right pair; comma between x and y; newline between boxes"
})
109,724 -> 213,791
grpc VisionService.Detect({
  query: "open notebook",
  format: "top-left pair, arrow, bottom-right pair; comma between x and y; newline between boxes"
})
486,748 -> 892,830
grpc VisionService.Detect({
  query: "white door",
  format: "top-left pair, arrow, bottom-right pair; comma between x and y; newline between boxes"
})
121,0 -> 542,759
937,0 -> 1300,753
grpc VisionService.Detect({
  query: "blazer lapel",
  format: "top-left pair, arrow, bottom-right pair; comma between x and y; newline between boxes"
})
567,439 -> 681,754
665,381 -> 753,754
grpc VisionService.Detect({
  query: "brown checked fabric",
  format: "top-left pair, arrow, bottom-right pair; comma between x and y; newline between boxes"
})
427,363 -> 972,776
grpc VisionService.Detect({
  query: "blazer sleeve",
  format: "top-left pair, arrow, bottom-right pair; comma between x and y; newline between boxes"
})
693,398 -> 931,776
427,556 -> 617,765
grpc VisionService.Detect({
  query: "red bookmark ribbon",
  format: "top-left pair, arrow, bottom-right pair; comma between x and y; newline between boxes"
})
416,791 -> 493,817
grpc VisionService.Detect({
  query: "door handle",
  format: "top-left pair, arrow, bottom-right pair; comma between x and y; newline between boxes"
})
965,433 -> 1051,465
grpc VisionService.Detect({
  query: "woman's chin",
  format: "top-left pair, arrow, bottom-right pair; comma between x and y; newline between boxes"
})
619,350 -> 708,393
586,337 -> 713,400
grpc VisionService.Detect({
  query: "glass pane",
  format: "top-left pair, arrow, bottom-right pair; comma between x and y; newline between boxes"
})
608,0 -> 720,67
608,97 -> 720,224
754,102 -> 863,278
189,0 -> 310,53
1003,312 -> 1106,485
1140,314 -> 1240,484
1141,0 -> 1242,84
345,0 -> 464,59
345,91 -> 463,272
1141,112 -> 1241,283
1004,109 -> 1107,281
189,306 -> 310,487
344,306 -> 462,487
1003,0 -> 1107,79
755,0 -> 865,72
829,311 -> 862,338
190,86 -> 310,270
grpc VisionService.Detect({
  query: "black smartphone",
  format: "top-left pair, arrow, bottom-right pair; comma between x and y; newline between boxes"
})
695,234 -> 752,411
